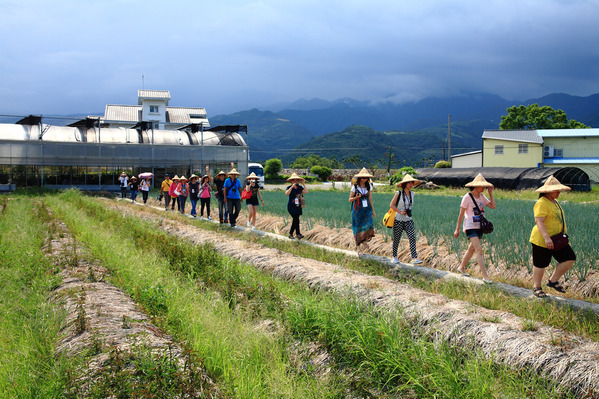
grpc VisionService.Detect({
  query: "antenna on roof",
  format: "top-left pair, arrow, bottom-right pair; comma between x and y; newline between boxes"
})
142,74 -> 145,89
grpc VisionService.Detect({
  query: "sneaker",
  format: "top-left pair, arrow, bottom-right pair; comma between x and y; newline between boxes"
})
224,219 -> 229,223
391,257 -> 399,264
208,216 -> 212,220
288,234 -> 294,239
247,221 -> 251,227
219,219 -> 224,223
297,234 -> 304,239
199,216 -> 203,220
251,225 -> 255,230
411,259 -> 423,264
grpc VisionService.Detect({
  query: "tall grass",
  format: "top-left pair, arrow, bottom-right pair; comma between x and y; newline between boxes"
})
0,198 -> 67,397
48,191 -> 574,398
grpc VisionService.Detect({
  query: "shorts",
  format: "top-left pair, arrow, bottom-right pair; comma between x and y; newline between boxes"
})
465,229 -> 483,239
246,198 -> 259,206
531,243 -> 576,269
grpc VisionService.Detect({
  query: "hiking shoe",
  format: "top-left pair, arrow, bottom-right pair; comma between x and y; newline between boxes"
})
297,234 -> 304,239
207,216 -> 212,220
391,257 -> 399,264
411,259 -> 423,264
289,234 -> 294,239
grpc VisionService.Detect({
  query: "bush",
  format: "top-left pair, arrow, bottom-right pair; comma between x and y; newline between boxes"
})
434,161 -> 451,168
310,166 -> 332,182
390,167 -> 417,185
264,159 -> 283,179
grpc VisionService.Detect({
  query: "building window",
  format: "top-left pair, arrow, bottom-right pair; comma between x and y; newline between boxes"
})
518,144 -> 528,154
149,105 -> 159,113
554,148 -> 563,157
495,145 -> 504,155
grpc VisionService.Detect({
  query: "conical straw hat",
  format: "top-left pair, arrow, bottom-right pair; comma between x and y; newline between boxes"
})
287,172 -> 302,181
172,175 -> 180,180
397,174 -> 421,188
465,173 -> 493,187
353,168 -> 374,179
536,175 -> 571,193
179,175 -> 187,181
246,172 -> 259,180
228,168 -> 240,175
216,170 -> 226,176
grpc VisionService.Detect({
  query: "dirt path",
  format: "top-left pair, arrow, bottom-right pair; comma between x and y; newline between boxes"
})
108,199 -> 599,396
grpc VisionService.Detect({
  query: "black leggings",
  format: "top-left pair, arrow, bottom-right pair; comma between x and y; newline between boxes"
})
289,215 -> 301,236
200,197 -> 211,217
142,190 -> 149,203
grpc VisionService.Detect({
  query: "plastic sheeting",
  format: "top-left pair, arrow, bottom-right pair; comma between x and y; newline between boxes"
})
415,167 -> 591,191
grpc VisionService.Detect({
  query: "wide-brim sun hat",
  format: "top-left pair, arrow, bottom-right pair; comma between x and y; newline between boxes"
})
228,168 -> 240,175
246,172 -> 259,180
287,172 -> 303,181
179,175 -> 187,181
216,170 -> 226,176
397,174 -> 421,188
465,173 -> 493,188
354,168 -> 374,179
536,175 -> 571,193
172,175 -> 180,180
189,174 -> 198,180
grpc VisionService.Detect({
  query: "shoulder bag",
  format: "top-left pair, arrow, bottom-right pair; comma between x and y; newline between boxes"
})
550,201 -> 569,251
468,193 -> 493,234
299,193 -> 306,208
241,187 -> 251,200
382,191 -> 402,228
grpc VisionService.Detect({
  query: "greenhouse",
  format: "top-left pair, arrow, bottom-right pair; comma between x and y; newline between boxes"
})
0,116 -> 249,190
415,167 -> 591,191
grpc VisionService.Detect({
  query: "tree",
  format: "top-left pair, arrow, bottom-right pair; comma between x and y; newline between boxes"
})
290,154 -> 341,169
310,165 -> 332,181
434,160 -> 451,168
390,167 -> 417,185
263,158 -> 282,179
499,103 -> 589,130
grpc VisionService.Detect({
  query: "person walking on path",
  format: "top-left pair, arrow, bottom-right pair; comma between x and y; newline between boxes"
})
223,168 -> 242,227
177,176 -> 189,215
128,176 -> 139,203
214,170 -> 229,223
161,174 -> 173,211
390,174 -> 422,264
285,172 -> 308,239
529,176 -> 576,298
168,176 -> 180,212
140,178 -> 151,205
199,167 -> 213,220
119,172 -> 128,199
349,168 -> 376,257
244,172 -> 264,230
188,174 -> 200,217
453,173 -> 496,283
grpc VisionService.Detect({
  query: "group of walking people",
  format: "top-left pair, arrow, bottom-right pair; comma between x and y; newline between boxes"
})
346,168 -> 575,297
119,172 -> 152,205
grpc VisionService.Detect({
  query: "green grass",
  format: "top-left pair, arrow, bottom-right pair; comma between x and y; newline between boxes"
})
0,198 -> 68,398
45,190 -> 574,398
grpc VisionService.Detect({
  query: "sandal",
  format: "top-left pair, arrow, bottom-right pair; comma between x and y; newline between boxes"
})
547,280 -> 566,293
457,269 -> 471,277
533,288 -> 548,298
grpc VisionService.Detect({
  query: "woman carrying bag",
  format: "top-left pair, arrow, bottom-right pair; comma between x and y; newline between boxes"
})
529,176 -> 575,298
244,172 -> 264,230
285,172 -> 308,239
349,168 -> 376,257
390,174 -> 422,264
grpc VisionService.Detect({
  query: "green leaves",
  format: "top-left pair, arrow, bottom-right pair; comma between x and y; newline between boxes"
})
499,103 -> 589,130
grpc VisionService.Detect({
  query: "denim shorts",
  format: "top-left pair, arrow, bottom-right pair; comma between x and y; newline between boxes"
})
465,229 -> 483,239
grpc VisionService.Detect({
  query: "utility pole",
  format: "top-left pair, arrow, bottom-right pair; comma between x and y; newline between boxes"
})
386,146 -> 392,176
448,114 -> 452,165
442,140 -> 446,161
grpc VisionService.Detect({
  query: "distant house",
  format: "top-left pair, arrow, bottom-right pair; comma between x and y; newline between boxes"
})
481,129 -> 599,182
450,150 -> 482,168
103,90 -> 210,130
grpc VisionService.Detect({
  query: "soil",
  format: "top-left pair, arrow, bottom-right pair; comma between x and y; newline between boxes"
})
107,199 -> 599,396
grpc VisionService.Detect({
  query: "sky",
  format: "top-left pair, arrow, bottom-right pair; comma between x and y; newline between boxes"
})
1,0 -> 599,117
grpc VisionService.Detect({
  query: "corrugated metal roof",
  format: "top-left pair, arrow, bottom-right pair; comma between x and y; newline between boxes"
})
544,157 -> 599,164
452,150 -> 482,158
137,90 -> 171,100
166,107 -> 207,124
482,130 -> 543,144
537,128 -> 599,138
105,105 -> 141,122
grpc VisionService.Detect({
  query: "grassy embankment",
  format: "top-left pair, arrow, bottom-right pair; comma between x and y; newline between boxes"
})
44,190 -> 575,398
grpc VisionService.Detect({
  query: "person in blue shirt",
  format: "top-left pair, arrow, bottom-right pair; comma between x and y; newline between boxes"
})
223,168 -> 242,227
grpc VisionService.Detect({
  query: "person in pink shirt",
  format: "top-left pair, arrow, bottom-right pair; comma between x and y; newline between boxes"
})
199,166 -> 213,220
453,173 -> 496,283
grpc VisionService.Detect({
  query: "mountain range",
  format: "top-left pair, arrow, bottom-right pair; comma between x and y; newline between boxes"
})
210,92 -> 599,166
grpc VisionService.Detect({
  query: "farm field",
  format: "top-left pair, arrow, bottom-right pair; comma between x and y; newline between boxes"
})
258,190 -> 599,295
1,190 -> 598,398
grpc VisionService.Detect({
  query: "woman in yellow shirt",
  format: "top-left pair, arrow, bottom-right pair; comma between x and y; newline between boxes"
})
530,176 -> 576,298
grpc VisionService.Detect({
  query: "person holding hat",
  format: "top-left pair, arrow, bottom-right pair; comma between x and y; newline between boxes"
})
140,177 -> 151,205
128,176 -> 139,203
285,172 -> 308,239
188,174 -> 200,217
390,174 -> 423,264
176,176 -> 190,214
119,172 -> 128,199
168,175 -> 180,212
214,170 -> 229,223
349,168 -> 376,256
160,174 -> 173,210
453,173 -> 496,282
529,175 -> 575,298
223,168 -> 242,227
199,166 -> 213,220
244,172 -> 264,230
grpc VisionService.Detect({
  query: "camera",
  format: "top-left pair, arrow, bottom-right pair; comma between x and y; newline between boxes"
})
405,209 -> 412,217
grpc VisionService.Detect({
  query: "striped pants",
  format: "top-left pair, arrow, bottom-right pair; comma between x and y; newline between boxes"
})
392,219 -> 418,258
